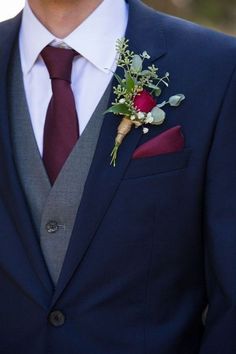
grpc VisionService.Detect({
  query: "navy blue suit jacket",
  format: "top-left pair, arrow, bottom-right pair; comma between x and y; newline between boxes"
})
1,0 -> 236,353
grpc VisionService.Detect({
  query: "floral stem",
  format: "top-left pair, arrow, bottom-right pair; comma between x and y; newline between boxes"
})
110,117 -> 134,167
110,143 -> 120,167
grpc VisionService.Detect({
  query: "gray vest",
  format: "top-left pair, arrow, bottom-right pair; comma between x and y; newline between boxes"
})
9,45 -> 112,285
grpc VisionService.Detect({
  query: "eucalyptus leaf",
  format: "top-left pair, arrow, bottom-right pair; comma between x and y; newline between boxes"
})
146,83 -> 161,96
105,104 -> 131,115
151,106 -> 166,125
131,55 -> 143,72
169,94 -> 185,107
154,87 -> 162,96
147,83 -> 160,90
157,100 -> 167,108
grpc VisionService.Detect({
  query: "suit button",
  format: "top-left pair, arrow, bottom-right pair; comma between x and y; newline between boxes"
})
46,221 -> 59,233
48,310 -> 65,327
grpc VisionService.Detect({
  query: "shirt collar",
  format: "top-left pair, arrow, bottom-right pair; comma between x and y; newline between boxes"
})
19,0 -> 128,75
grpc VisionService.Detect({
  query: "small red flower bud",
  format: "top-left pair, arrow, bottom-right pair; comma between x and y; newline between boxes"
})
133,90 -> 156,113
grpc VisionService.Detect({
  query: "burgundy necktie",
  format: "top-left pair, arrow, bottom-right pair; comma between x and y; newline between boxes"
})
41,45 -> 79,184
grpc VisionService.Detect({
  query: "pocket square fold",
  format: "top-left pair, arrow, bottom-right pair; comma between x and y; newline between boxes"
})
132,125 -> 184,159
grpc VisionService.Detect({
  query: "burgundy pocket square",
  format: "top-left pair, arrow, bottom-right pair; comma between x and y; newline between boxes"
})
132,125 -> 184,159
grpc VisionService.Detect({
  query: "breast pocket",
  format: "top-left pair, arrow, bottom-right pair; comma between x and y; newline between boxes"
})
123,148 -> 192,179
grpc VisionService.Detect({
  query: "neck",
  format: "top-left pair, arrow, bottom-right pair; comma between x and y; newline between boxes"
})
28,0 -> 103,38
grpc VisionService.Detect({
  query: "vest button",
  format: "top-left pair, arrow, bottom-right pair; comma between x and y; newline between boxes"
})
46,220 -> 59,233
48,310 -> 65,327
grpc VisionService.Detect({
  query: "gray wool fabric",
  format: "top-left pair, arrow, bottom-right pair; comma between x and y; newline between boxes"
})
8,44 -> 112,285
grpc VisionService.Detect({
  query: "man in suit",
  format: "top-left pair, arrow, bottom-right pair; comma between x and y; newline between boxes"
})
0,0 -> 236,353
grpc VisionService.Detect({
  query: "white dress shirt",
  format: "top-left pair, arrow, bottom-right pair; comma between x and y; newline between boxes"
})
19,0 -> 128,155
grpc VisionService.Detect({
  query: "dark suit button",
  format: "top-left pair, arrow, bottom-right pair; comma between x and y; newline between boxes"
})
46,221 -> 59,233
48,310 -> 65,327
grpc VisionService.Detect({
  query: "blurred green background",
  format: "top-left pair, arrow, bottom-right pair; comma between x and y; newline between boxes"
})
143,0 -> 236,35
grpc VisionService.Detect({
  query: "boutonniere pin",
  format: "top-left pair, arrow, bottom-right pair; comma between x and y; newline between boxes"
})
105,38 -> 185,166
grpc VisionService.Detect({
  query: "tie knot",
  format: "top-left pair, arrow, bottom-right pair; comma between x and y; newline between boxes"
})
41,45 -> 78,82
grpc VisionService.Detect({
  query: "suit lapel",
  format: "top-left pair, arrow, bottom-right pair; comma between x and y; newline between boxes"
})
0,13 -> 53,307
52,0 -> 167,305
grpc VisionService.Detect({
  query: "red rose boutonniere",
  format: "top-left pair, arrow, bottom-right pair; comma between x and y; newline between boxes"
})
106,38 -> 185,166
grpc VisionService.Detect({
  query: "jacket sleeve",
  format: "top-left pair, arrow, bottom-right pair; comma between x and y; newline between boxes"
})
200,65 -> 236,354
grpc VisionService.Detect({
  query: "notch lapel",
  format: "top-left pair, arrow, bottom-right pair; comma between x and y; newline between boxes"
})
0,13 -> 53,308
52,0 -> 167,305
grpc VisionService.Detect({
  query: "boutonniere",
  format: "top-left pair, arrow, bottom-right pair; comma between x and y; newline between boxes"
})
105,38 -> 185,166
